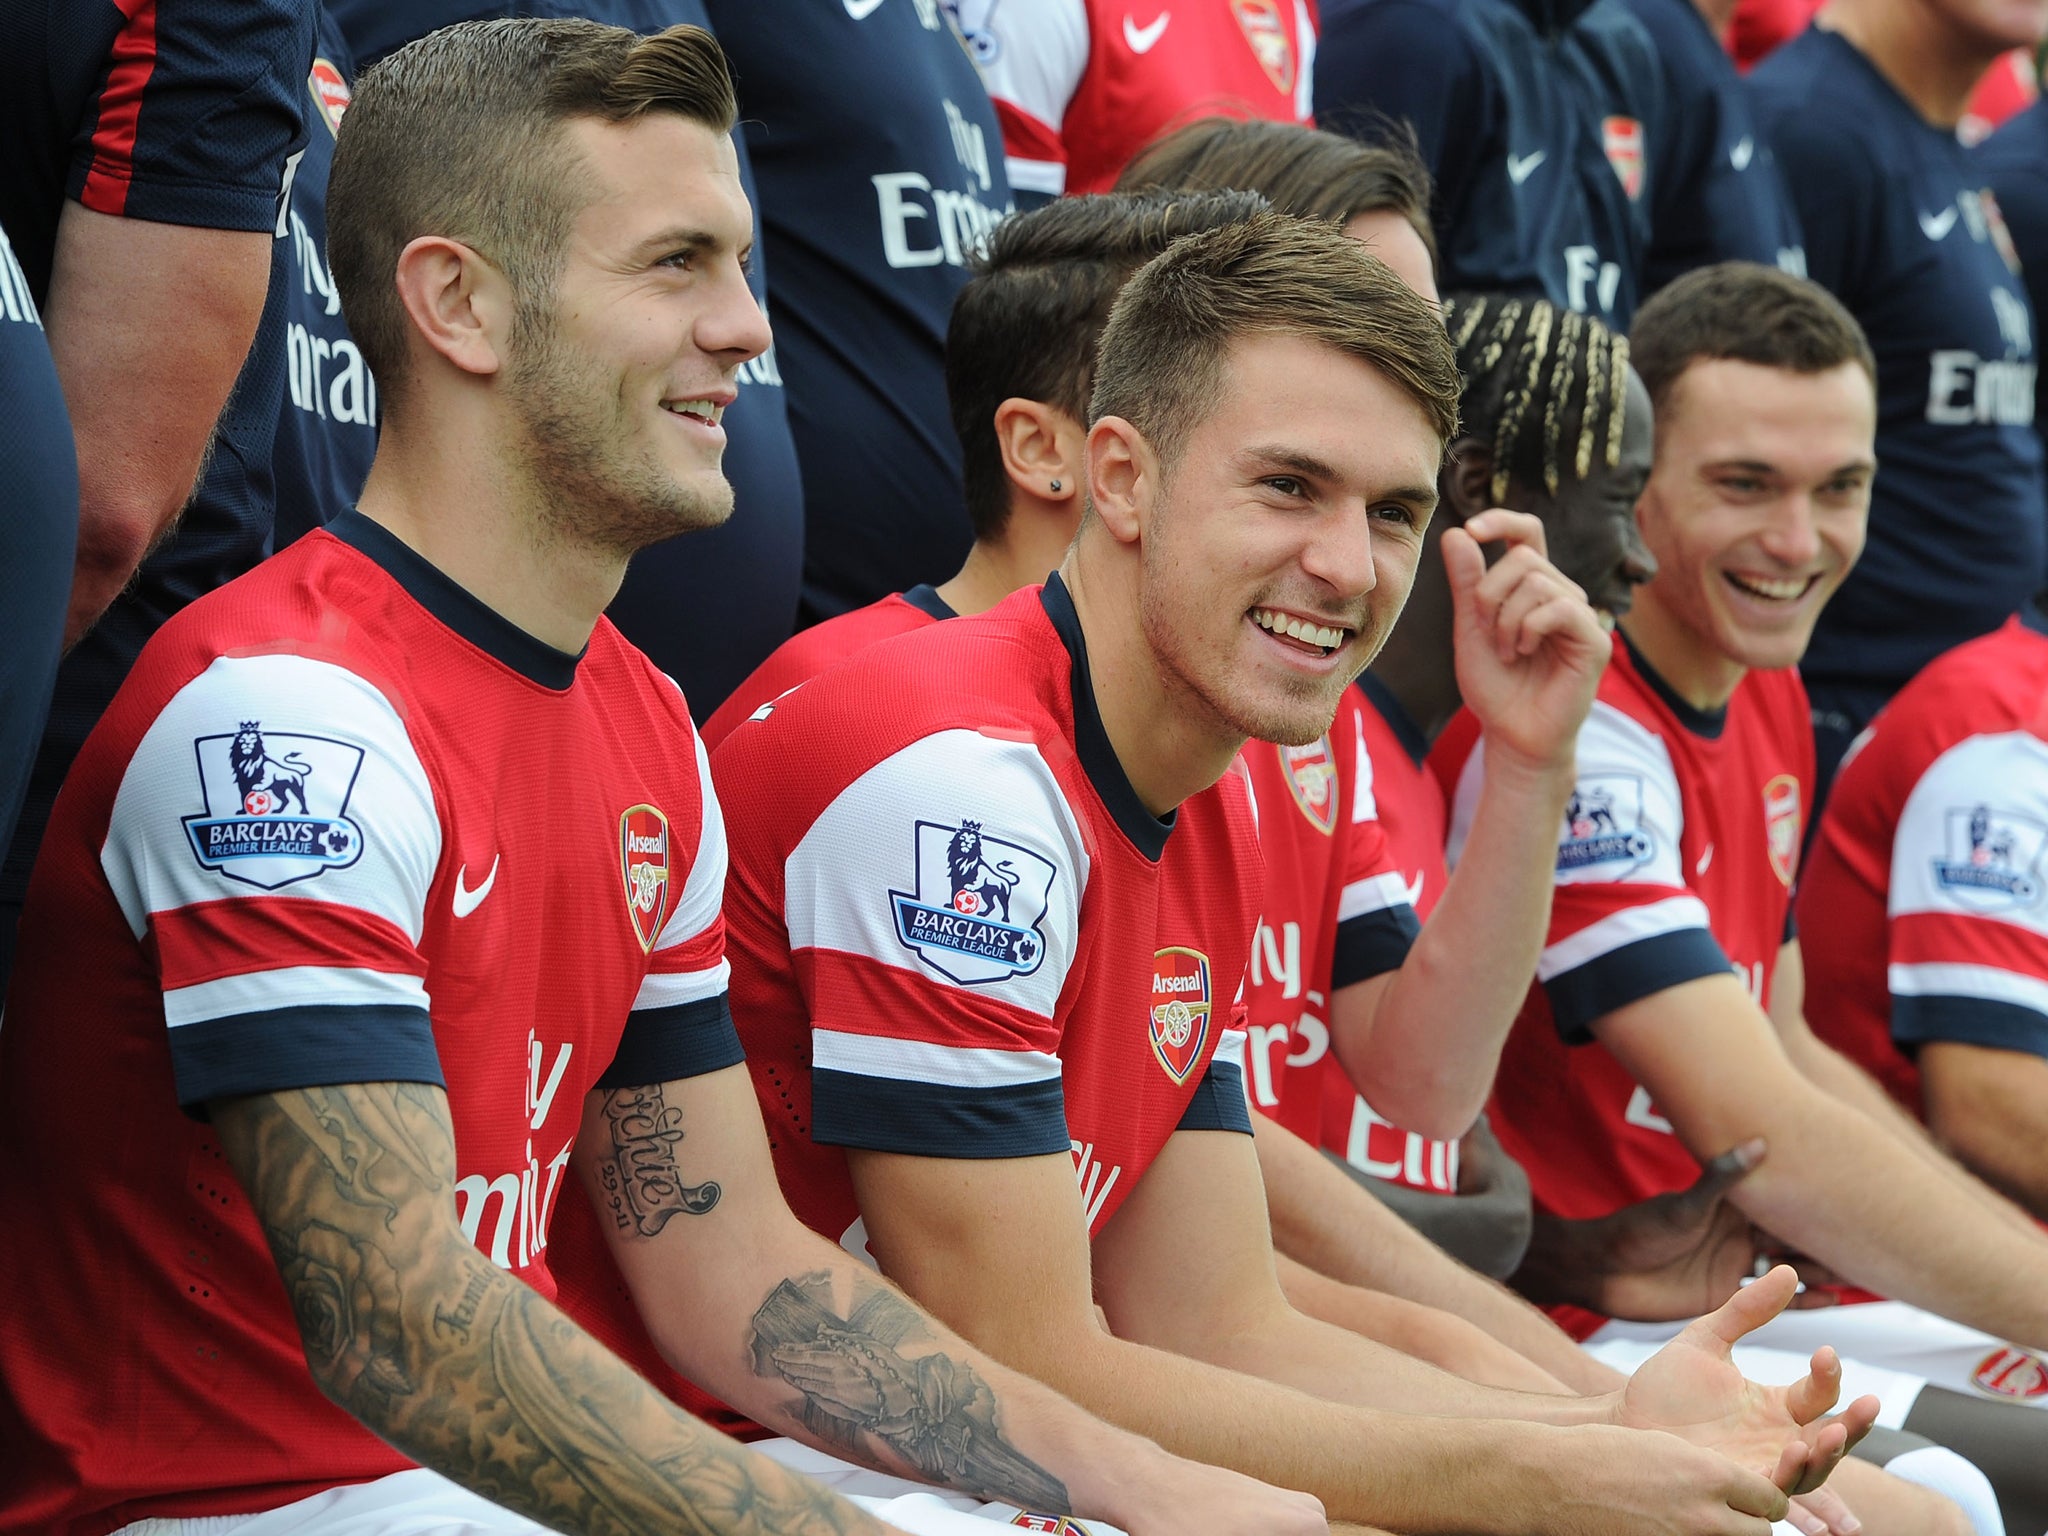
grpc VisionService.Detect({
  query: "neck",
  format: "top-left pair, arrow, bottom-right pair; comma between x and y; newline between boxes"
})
1818,0 -> 2000,127
1362,557 -> 1462,742
1690,0 -> 1738,40
1616,589 -> 1746,711
936,501 -> 1077,617
354,413 -> 627,656
1057,535 -> 1241,817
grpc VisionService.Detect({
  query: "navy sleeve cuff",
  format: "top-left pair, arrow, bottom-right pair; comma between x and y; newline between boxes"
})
811,1071 -> 1071,1158
172,1004 -> 444,1118
1544,928 -> 1732,1044
1176,1056 -> 1254,1134
1893,994 -> 2048,1058
1782,906 -> 1797,945
1333,905 -> 1421,990
600,995 -> 746,1089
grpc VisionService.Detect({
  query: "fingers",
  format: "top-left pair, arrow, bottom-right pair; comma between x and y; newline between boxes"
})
1691,1262 -> 1800,1350
1689,1138 -> 1768,1204
1460,506 -> 1550,558
1725,1458 -> 1794,1524
1784,1498 -> 1833,1536
1792,1488 -> 1865,1536
1782,1345 -> 1843,1425
1458,541 -> 1597,664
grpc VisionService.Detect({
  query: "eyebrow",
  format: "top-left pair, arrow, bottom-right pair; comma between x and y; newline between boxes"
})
1238,445 -> 1438,510
1700,457 -> 1876,477
628,227 -> 727,263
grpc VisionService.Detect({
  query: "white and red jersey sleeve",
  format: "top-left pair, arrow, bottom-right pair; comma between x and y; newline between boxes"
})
1449,700 -> 1730,1043
786,727 -> 1091,1156
1334,698 -> 1421,988
98,652 -> 443,1110
952,0 -> 1090,198
1885,731 -> 2048,1058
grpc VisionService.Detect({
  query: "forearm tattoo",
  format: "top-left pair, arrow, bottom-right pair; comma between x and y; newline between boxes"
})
214,1082 -> 872,1536
750,1270 -> 1071,1514
594,1082 -> 722,1235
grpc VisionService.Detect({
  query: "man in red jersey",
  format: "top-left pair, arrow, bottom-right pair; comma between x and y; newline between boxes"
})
0,20 -> 1328,1536
1441,262 -> 2048,1523
705,210 -> 1879,1534
944,0 -> 1316,202
1800,615 -> 2048,1217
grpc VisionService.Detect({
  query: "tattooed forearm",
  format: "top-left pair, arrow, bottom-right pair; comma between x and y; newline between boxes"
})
750,1270 -> 1071,1514
594,1082 -> 722,1236
212,1083 -> 882,1536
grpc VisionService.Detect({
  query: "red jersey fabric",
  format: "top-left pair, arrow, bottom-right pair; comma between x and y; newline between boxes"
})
1800,614 -> 2048,1112
0,513 -> 740,1535
1438,636 -> 1809,1339
700,584 -> 954,749
953,0 -> 1317,197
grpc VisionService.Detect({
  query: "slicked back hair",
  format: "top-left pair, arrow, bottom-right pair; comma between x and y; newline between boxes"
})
1444,293 -> 1632,503
1115,116 -> 1438,273
1090,210 -> 1460,483
948,188 -> 1269,539
1630,262 -> 1876,429
329,18 -> 737,409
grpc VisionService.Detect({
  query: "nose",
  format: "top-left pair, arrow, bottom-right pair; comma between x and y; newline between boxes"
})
1620,520 -> 1658,587
1759,493 -> 1821,567
1301,506 -> 1379,600
701,264 -> 773,371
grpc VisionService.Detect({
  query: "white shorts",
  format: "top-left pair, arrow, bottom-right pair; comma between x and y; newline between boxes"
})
114,1443 -> 1128,1536
1586,1299 -> 2048,1421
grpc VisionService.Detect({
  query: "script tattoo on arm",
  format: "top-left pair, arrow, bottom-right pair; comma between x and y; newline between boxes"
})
211,1081 -> 878,1536
594,1081 -> 722,1236
750,1270 -> 1071,1515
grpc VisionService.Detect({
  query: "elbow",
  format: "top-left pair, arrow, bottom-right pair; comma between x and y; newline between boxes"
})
1343,1052 -> 1487,1144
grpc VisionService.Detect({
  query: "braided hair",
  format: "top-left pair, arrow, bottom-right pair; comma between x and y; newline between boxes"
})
1443,293 -> 1632,503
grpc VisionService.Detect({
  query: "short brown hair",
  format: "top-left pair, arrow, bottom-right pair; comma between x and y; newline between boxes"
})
1115,117 -> 1438,275
1090,210 -> 1460,471
328,19 -> 737,407
1630,263 -> 1876,426
947,189 -> 1267,539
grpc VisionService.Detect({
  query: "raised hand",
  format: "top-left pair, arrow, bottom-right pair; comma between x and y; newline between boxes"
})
1444,508 -> 1611,773
1616,1266 -> 1879,1497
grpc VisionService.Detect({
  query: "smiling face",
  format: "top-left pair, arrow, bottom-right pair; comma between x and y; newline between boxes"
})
1633,357 -> 1875,675
502,112 -> 770,557
1134,330 -> 1443,747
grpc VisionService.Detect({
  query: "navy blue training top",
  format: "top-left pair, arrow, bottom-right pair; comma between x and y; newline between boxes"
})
1314,0 -> 1663,329
1977,98 -> 2048,441
0,0 -> 313,950
1750,27 -> 2043,692
327,0 -> 807,721
702,0 -> 1013,624
1620,0 -> 1805,293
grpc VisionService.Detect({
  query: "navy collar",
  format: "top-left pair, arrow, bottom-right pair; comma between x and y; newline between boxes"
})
901,583 -> 958,621
2022,600 -> 2048,641
329,511 -> 584,690
1038,574 -> 1175,861
1355,672 -> 1431,768
1619,628 -> 1727,740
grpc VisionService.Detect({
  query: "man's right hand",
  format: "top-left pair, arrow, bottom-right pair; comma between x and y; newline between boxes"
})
1538,1422 -> 1796,1535
1123,1457 -> 1328,1536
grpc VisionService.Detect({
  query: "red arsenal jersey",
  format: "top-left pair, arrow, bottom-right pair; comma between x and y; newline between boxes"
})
1240,684 -> 1421,1140
1311,674 -> 1464,1194
1438,637 -> 1809,1333
0,514 -> 740,1535
700,584 -> 955,750
951,0 -> 1317,197
1800,614 -> 2048,1111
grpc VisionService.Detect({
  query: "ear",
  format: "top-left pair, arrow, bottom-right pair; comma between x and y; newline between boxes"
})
391,235 -> 517,382
993,397 -> 1084,506
1085,416 -> 1155,546
1441,437 -> 1496,525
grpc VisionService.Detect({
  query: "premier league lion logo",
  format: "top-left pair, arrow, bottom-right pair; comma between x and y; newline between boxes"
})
230,722 -> 313,817
184,721 -> 365,889
1556,774 -> 1653,875
892,818 -> 1058,986
1934,804 -> 2047,910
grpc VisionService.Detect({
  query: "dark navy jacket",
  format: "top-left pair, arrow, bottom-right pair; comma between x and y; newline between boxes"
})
1977,98 -> 2048,440
1752,27 -> 2042,692
1315,0 -> 1663,328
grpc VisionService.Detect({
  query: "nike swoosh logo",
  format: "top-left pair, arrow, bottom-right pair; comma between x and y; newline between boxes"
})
1124,12 -> 1170,51
1506,150 -> 1546,185
1695,843 -> 1714,877
453,855 -> 499,918
1921,205 -> 1959,241
1729,135 -> 1754,171
1402,870 -> 1426,908
844,0 -> 887,18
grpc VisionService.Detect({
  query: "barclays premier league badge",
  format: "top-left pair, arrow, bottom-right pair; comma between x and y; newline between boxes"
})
1934,805 -> 2048,911
183,721 -> 366,890
1557,774 -> 1653,875
890,818 -> 1057,986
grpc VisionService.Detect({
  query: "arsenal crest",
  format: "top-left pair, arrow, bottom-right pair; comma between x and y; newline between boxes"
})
1149,946 -> 1214,1085
1602,115 -> 1644,201
308,58 -> 351,135
1762,775 -> 1801,888
1971,1346 -> 2048,1400
1278,737 -> 1338,835
619,803 -> 671,954
1012,1518 -> 1097,1534
1231,0 -> 1296,93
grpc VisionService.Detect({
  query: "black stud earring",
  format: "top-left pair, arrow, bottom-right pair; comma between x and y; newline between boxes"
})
1049,479 -> 1063,492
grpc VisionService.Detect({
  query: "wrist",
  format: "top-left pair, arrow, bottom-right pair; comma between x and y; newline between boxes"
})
1479,736 -> 1577,799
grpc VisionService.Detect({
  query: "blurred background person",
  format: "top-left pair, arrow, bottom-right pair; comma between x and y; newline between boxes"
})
1977,88 -> 2048,437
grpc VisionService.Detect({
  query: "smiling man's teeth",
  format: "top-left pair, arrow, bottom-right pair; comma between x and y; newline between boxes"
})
1726,572 -> 1810,601
1251,608 -> 1346,650
664,399 -> 724,424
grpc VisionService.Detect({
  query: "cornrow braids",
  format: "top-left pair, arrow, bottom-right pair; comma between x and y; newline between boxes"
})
1444,291 -> 1633,505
